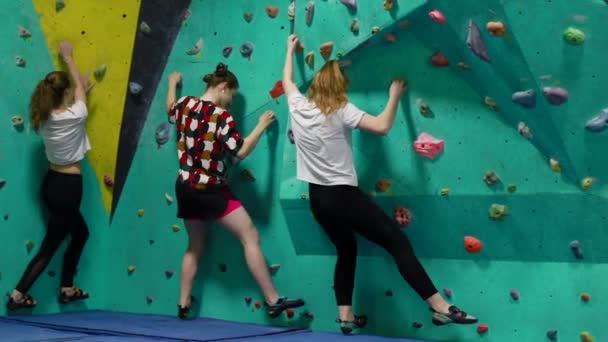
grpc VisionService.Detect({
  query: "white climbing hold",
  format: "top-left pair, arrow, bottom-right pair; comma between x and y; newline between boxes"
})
140,21 -> 151,34
129,82 -> 143,95
186,37 -> 203,55
287,1 -> 295,21
15,56 -> 26,67
518,122 -> 533,139
18,26 -> 32,38
340,0 -> 357,10
351,19 -> 360,33
164,193 -> 174,204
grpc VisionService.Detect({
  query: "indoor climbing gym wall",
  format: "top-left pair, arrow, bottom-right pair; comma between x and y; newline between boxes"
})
1,0 -> 607,342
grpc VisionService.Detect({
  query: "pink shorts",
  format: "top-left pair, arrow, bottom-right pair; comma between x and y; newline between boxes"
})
215,188 -> 243,219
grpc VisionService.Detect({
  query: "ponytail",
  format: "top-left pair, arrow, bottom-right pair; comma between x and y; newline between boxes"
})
30,71 -> 70,131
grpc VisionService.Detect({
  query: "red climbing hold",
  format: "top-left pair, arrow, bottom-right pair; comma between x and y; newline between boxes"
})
428,9 -> 447,24
254,300 -> 262,308
464,236 -> 483,253
286,309 -> 295,318
431,51 -> 450,67
394,206 -> 412,227
581,293 -> 591,302
320,42 -> 334,59
104,175 -> 114,187
477,324 -> 489,334
269,81 -> 284,99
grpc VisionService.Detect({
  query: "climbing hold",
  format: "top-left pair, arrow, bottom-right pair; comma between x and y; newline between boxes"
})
48,270 -> 56,277
398,20 -> 411,30
241,169 -> 256,181
464,236 -> 483,253
413,133 -> 444,159
484,96 -> 499,111
240,42 -> 255,58
137,209 -> 145,217
221,46 -> 233,58
155,121 -> 171,147
383,0 -> 394,11
12,115 -> 24,130
510,289 -> 519,300
419,102 -> 432,116
269,80 -> 284,99
570,240 -> 583,259
254,301 -> 262,309
129,82 -> 143,95
103,175 -> 114,187
477,324 -> 489,334
550,158 -> 561,173
320,42 -> 333,59
585,108 -> 608,132
186,37 -> 203,55
486,21 -> 506,35
94,65 -> 107,79
287,128 -> 295,144
581,177 -> 595,190
518,122 -> 533,139
300,194 -> 308,200
146,295 -> 153,304
303,311 -> 315,319
244,12 -> 253,23
384,33 -> 397,42
295,41 -> 305,53
218,263 -> 227,272
245,296 -> 252,305
305,51 -> 314,67
351,19 -> 360,33
483,171 -> 500,185
376,178 -> 391,192
512,89 -> 536,108
181,9 -> 191,22
457,62 -> 471,70
507,184 -> 517,193
15,56 -> 26,67
18,26 -> 32,38
385,289 -> 393,296
288,1 -> 295,21
56,0 -> 65,11
269,264 -> 280,275
563,27 -> 585,45
428,9 -> 446,24
149,240 -> 155,245
547,330 -> 558,341
128,265 -> 136,273
25,240 -> 35,253
489,203 -> 509,220
543,87 -> 568,105
394,206 -> 412,227
371,26 -> 380,34
266,5 -> 279,18
581,331 -> 594,342
305,0 -> 315,25
413,321 -> 423,328
165,193 -> 174,204
431,51 -> 450,67
0,179 -> 6,189
581,293 -> 591,302
165,269 -> 174,278
443,288 -> 452,298
286,309 -> 295,318
3,213 -> 8,220
171,224 -> 181,232
340,0 -> 357,10
467,20 -> 491,62
139,21 -> 151,34
338,59 -> 352,68
439,188 -> 450,196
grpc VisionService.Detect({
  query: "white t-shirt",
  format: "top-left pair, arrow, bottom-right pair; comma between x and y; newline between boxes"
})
39,100 -> 91,165
287,89 -> 365,186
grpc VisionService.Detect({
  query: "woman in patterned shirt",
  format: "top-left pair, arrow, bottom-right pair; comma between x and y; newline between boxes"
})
166,63 -> 304,320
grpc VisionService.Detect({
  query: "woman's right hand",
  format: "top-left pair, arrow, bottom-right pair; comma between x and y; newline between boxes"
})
58,41 -> 73,61
389,80 -> 407,98
169,72 -> 182,85
287,34 -> 299,53
258,110 -> 276,130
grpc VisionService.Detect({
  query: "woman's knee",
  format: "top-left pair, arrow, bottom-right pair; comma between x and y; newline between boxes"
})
240,224 -> 260,247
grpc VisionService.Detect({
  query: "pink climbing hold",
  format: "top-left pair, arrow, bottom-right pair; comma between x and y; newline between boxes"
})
428,9 -> 447,24
394,206 -> 412,227
340,0 -> 357,10
464,236 -> 483,253
104,175 -> 114,187
510,289 -> 519,300
244,296 -> 252,305
543,87 -> 569,105
413,133 -> 444,159
430,51 -> 450,67
443,288 -> 453,298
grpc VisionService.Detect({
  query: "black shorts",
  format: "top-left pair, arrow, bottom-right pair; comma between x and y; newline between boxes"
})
175,180 -> 241,220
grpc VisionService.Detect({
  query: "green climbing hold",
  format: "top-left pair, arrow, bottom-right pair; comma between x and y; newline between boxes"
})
94,65 -> 107,80
563,27 -> 585,45
489,203 -> 509,220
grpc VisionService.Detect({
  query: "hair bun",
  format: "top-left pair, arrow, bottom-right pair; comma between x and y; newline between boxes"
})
202,73 -> 213,83
215,63 -> 228,76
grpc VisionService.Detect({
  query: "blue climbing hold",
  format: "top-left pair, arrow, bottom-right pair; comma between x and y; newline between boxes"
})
155,121 -> 171,146
240,42 -> 254,58
570,240 -> 583,259
223,46 -> 233,58
467,19 -> 490,62
512,89 -> 536,108
129,82 -> 143,95
585,108 -> 608,132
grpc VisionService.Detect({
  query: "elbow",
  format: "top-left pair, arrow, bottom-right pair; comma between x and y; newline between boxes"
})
377,125 -> 390,136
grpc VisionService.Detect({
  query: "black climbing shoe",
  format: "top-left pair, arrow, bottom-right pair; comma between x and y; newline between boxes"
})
431,305 -> 478,325
6,294 -> 37,311
177,296 -> 195,320
265,296 -> 305,318
59,287 -> 89,304
337,315 -> 368,335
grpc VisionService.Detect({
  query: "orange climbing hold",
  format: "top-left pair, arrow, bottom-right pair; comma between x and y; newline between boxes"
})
266,5 -> 279,18
464,236 -> 483,253
269,81 -> 284,99
431,51 -> 450,67
320,42 -> 334,59
486,21 -> 506,35
581,293 -> 591,302
376,178 -> 391,192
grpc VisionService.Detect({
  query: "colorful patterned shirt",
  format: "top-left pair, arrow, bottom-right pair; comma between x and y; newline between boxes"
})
168,96 -> 244,189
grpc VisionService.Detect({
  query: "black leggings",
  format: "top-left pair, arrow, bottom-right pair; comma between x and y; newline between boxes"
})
309,183 -> 438,306
15,170 -> 89,294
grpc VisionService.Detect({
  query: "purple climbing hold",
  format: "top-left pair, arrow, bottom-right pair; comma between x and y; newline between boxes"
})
245,296 -> 252,305
340,0 -> 357,10
165,269 -> 174,278
443,288 -> 453,298
155,121 -> 171,147
306,0 -> 315,26
570,240 -> 583,259
585,108 -> 608,132
0,179 -> 6,189
510,289 -> 519,300
547,330 -> 558,341
222,46 -> 233,58
543,87 -> 568,105
287,128 -> 295,144
512,89 -> 536,108
467,20 -> 491,62
413,321 -> 423,328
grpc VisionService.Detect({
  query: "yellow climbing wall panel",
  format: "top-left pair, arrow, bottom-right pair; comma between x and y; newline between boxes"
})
32,0 -> 141,213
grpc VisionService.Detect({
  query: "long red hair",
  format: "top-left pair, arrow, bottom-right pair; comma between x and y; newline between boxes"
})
308,60 -> 349,114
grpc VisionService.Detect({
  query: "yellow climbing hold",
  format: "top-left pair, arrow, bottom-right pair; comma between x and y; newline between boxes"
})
127,265 -> 136,273
305,51 -> 314,67
581,331 -> 594,342
171,224 -> 181,232
549,158 -> 561,173
581,177 -> 595,190
440,188 -> 450,196
25,240 -> 35,252
372,26 -> 380,34
137,209 -> 145,217
383,0 -> 394,10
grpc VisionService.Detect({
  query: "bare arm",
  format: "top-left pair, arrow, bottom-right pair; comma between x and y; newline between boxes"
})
58,41 -> 86,103
282,35 -> 299,96
358,80 -> 407,136
236,111 -> 276,159
166,72 -> 182,113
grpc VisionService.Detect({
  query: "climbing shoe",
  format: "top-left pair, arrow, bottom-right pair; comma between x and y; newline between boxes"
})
6,294 -> 37,311
337,315 -> 368,335
177,295 -> 195,320
59,287 -> 89,304
265,296 -> 305,318
431,305 -> 478,325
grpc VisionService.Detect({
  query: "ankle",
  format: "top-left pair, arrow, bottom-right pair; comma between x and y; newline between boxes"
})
265,294 -> 280,306
11,290 -> 24,302
431,302 -> 450,314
